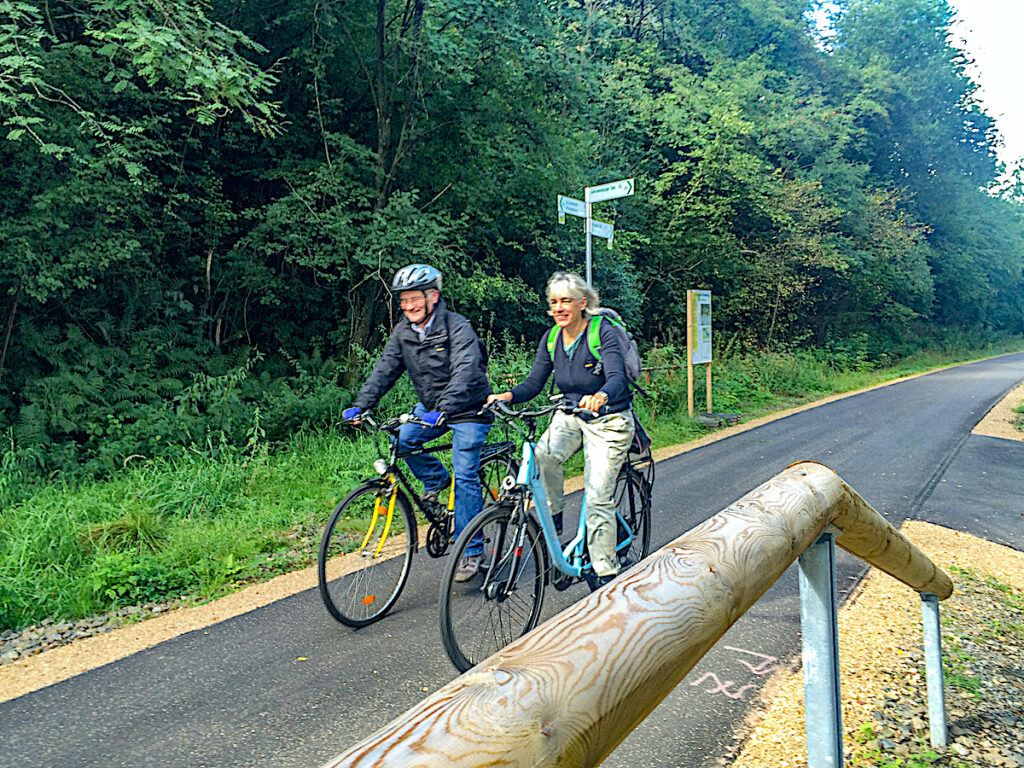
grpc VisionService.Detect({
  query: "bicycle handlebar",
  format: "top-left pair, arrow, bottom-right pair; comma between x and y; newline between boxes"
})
342,410 -> 438,433
482,397 -> 606,421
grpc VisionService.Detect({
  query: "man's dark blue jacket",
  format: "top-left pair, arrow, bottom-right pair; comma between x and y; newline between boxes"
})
355,298 -> 492,423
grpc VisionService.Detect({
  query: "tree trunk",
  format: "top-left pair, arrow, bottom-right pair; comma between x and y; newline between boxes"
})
0,281 -> 22,390
344,280 -> 384,389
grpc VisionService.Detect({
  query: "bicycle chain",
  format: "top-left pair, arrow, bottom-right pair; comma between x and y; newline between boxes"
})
425,517 -> 453,558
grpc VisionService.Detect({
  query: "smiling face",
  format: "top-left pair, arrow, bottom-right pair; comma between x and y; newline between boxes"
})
548,293 -> 587,328
399,288 -> 439,324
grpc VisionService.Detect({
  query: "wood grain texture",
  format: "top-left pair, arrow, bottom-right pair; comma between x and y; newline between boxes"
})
322,461 -> 952,768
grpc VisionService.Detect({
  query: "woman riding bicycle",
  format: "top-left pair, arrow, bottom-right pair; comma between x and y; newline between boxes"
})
487,271 -> 634,590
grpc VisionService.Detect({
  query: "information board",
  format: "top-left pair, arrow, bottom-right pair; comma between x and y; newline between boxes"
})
690,290 -> 712,364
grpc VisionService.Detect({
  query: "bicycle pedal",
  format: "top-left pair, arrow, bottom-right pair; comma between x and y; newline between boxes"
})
552,574 -> 575,591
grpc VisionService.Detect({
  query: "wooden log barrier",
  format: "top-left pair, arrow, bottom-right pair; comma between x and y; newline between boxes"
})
322,461 -> 952,768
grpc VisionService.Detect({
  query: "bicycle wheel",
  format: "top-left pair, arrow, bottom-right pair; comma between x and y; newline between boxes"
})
439,501 -> 547,672
318,482 -> 416,628
478,443 -> 519,502
615,464 -> 652,571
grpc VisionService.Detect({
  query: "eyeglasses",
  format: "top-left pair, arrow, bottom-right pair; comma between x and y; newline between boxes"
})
399,294 -> 427,308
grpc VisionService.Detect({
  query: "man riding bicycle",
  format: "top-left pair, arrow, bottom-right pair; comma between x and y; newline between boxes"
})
342,264 -> 493,582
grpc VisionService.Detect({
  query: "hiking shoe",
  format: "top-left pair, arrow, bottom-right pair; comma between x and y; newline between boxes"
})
453,555 -> 481,583
420,488 -> 441,506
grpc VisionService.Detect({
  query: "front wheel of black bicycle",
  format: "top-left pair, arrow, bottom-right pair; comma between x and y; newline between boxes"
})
318,483 -> 416,628
438,501 -> 547,672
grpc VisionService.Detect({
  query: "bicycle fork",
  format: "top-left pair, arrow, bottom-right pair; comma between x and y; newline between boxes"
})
479,503 -> 531,601
359,480 -> 399,558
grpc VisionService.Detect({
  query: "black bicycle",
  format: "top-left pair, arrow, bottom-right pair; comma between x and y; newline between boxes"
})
317,410 -> 518,628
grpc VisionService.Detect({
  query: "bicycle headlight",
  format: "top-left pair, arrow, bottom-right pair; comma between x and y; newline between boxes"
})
374,459 -> 389,475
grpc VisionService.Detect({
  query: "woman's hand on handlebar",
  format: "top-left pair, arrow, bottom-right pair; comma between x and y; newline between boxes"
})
578,392 -> 608,413
486,392 -> 514,406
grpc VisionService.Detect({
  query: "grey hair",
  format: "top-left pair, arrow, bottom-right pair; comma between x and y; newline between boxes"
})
546,271 -> 600,317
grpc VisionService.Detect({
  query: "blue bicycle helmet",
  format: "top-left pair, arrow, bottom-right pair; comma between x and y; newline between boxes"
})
392,264 -> 442,292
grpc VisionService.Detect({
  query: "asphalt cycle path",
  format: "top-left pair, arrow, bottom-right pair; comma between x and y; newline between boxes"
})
2,353 -> 1022,768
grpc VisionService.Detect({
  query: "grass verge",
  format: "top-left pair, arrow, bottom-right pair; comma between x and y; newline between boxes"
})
1,339 -> 1022,631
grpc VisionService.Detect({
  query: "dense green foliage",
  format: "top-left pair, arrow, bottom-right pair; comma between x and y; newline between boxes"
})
1,0 -> 1023,486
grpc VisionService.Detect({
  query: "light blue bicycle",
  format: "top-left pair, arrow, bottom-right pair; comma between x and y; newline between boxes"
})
438,398 -> 653,671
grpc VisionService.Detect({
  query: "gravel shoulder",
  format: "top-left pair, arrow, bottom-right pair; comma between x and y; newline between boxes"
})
973,379 -> 1024,442
729,520 -> 1024,768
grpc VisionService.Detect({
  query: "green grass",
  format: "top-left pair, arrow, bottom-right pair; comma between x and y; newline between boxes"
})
1,336 -> 1022,631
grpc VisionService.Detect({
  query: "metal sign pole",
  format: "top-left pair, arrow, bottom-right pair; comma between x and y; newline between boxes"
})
584,188 -> 594,287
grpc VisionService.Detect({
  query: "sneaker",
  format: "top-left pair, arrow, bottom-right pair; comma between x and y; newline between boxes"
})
552,513 -> 563,536
420,488 -> 441,506
453,555 -> 481,582
584,570 -> 618,592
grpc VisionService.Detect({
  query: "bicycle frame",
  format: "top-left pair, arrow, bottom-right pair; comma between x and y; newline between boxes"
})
503,409 -> 637,580
351,412 -> 513,557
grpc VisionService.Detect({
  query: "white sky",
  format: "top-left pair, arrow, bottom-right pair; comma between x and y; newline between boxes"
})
948,1 -> 1024,175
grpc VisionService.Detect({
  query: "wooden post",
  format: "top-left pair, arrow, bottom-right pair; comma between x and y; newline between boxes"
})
686,289 -> 694,417
706,362 -> 712,414
322,462 -> 952,768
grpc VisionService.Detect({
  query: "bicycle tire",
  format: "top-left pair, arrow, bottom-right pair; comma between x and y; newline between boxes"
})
318,482 -> 416,628
615,464 -> 652,571
478,446 -> 519,503
438,501 -> 547,672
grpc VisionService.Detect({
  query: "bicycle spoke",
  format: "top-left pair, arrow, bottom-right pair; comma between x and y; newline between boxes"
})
318,485 -> 414,628
439,503 -> 546,671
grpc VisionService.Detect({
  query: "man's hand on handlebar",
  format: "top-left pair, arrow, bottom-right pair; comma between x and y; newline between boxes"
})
342,406 -> 364,426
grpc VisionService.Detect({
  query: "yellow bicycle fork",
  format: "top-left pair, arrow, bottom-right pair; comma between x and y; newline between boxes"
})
358,477 -> 398,558
358,474 -> 457,558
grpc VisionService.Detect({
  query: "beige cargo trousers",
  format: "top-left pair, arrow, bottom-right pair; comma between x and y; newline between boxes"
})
534,409 -> 635,577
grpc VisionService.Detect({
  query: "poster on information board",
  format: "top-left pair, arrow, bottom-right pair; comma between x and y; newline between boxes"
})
689,290 -> 712,364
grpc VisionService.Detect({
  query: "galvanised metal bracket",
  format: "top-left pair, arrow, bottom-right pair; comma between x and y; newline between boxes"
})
798,526 -> 844,768
921,592 -> 948,748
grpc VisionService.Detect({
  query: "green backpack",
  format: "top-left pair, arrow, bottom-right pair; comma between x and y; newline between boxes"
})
545,309 -> 644,392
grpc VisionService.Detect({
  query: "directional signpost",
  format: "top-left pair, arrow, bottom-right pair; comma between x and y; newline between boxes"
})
587,178 -> 634,203
557,178 -> 634,286
590,219 -> 613,246
558,195 -> 587,223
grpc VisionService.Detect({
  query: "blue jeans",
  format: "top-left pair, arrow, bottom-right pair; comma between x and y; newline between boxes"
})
398,403 -> 492,557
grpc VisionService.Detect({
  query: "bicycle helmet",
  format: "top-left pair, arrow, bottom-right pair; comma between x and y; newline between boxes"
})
392,264 -> 442,293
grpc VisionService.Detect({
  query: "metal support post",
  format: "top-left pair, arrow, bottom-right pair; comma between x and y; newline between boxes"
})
921,593 -> 947,748
584,190 -> 594,287
798,531 -> 844,768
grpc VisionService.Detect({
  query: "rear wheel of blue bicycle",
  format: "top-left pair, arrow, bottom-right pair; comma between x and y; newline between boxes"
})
614,464 -> 652,572
318,483 -> 415,628
478,445 -> 519,503
438,501 -> 547,672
